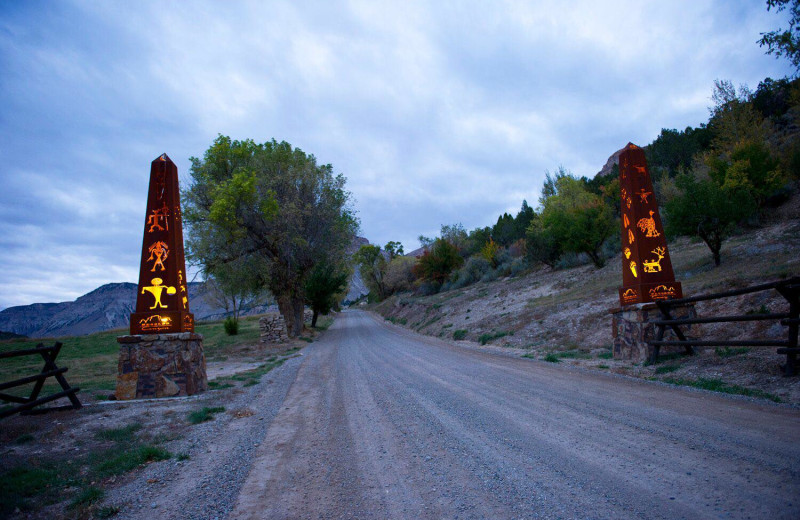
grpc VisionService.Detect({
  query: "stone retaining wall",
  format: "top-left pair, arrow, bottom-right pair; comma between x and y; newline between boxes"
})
259,310 -> 313,344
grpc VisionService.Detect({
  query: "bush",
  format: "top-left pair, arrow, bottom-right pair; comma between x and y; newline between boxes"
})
453,329 -> 468,340
509,257 -> 527,276
224,317 -> 239,335
450,256 -> 492,289
384,256 -> 418,294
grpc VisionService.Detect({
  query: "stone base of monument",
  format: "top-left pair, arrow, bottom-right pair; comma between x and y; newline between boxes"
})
610,302 -> 697,362
115,333 -> 207,400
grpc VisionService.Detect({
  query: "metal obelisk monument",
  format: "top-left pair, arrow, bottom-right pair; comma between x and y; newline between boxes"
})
130,154 -> 194,334
116,154 -> 206,400
618,143 -> 682,305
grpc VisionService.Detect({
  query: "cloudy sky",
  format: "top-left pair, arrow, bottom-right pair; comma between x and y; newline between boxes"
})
0,0 -> 793,310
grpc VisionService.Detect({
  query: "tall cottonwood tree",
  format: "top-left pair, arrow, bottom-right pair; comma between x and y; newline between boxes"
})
183,135 -> 358,337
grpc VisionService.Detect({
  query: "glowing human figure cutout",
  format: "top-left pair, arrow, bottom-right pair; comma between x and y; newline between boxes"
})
637,211 -> 660,238
142,278 -> 176,309
147,204 -> 170,232
148,241 -> 169,272
636,188 -> 652,203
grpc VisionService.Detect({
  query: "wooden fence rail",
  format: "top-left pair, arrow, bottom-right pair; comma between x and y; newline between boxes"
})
647,277 -> 800,375
0,342 -> 82,419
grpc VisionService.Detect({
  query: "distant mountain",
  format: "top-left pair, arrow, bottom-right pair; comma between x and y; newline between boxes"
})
0,282 -> 277,339
0,236 -> 374,338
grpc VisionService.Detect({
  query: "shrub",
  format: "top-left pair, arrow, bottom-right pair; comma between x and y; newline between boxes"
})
453,329 -> 468,340
224,317 -> 239,336
384,256 -> 418,294
450,256 -> 492,289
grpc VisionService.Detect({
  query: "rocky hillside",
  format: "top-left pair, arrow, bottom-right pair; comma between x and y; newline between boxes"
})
374,193 -> 800,403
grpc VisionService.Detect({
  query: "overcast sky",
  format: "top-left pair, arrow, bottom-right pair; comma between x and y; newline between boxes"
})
0,0 -> 793,310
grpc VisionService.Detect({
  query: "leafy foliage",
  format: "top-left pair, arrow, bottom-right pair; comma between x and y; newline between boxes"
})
354,244 -> 387,300
304,260 -> 349,326
184,135 -> 358,337
413,238 -> 464,286
759,0 -> 800,72
665,173 -> 755,265
537,174 -> 616,268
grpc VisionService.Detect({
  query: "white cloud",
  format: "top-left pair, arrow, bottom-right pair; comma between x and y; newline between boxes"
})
0,0 -> 794,308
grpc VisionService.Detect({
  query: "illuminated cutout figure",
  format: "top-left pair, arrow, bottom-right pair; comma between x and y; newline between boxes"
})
147,204 -> 170,232
622,288 -> 638,303
623,214 -> 630,228
626,196 -> 632,209
637,211 -> 660,238
634,165 -> 646,175
147,241 -> 169,272
629,261 -> 638,278
178,270 -> 188,310
624,247 -> 631,259
628,229 -> 635,244
142,278 -> 176,309
643,247 -> 666,273
636,188 -> 652,203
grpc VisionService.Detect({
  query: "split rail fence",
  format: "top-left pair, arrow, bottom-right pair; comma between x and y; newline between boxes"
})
0,342 -> 82,419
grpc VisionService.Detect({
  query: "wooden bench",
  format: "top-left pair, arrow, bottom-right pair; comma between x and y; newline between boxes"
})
0,342 -> 82,419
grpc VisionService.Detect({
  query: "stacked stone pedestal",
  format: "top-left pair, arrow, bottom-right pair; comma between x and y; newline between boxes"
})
610,303 -> 696,362
116,333 -> 207,400
259,310 -> 314,344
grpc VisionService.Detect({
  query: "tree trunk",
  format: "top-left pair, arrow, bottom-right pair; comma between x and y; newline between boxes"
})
312,309 -> 319,327
277,294 -> 300,338
292,296 -> 305,336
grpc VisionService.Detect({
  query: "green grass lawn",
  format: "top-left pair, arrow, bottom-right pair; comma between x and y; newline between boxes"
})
0,314 -> 268,402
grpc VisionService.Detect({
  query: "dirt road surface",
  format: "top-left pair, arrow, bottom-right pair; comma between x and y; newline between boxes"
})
228,310 -> 800,519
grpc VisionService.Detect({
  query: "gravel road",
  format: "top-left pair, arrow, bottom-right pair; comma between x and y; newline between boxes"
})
228,310 -> 800,519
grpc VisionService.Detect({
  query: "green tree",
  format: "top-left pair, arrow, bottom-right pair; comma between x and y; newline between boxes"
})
539,174 -> 616,268
759,0 -> 800,72
384,256 -> 418,294
665,173 -> 756,266
412,238 -> 464,286
707,139 -> 785,208
525,213 -> 562,268
304,260 -> 349,327
203,255 -> 270,330
384,241 -> 404,259
183,135 -> 358,337
353,244 -> 387,301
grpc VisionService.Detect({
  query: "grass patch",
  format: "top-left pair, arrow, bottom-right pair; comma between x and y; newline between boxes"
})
597,364 -> 610,369
299,336 -> 313,343
543,353 -> 561,363
69,486 -> 104,509
452,329 -> 468,340
176,453 -> 190,461
715,346 -> 750,358
92,445 -> 172,477
386,316 -> 407,325
644,351 -> 690,366
14,433 -> 35,444
661,377 -> 782,402
188,406 -> 226,425
521,352 -> 536,359
478,330 -> 513,345
208,381 -> 234,390
418,315 -> 442,329
96,505 -> 121,518
95,423 -> 142,442
654,364 -> 680,375
597,351 -> 613,360
0,464 -> 63,515
555,349 -> 591,359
